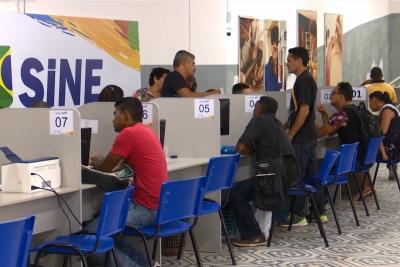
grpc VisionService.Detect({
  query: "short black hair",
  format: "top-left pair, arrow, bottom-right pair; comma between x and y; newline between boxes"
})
257,96 -> 278,114
288,47 -> 309,67
173,50 -> 195,68
98,85 -> 124,102
337,82 -> 353,101
115,97 -> 143,122
370,66 -> 383,80
232,83 -> 250,94
271,25 -> 279,44
369,91 -> 393,105
149,67 -> 170,86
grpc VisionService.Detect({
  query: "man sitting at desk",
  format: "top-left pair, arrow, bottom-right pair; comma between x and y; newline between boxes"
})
230,96 -> 297,247
91,97 -> 168,266
161,50 -> 221,97
316,82 -> 371,199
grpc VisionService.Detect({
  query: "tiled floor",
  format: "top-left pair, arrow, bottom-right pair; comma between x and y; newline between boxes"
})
163,167 -> 400,266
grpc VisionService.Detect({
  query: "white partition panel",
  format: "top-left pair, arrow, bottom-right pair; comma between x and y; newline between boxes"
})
152,98 -> 220,158
78,102 -> 160,157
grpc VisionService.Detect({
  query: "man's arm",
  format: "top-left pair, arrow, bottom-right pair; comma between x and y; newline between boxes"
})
177,87 -> 220,97
94,152 -> 123,172
287,104 -> 309,141
235,143 -> 254,155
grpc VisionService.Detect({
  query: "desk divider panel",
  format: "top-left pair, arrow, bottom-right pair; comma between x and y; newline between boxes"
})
78,102 -> 159,157
152,98 -> 220,158
0,108 -> 81,188
0,108 -> 81,234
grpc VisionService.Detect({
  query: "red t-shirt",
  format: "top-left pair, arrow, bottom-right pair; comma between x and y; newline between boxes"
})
111,123 -> 168,210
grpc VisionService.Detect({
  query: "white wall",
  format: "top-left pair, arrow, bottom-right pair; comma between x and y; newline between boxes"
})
0,0 -> 395,65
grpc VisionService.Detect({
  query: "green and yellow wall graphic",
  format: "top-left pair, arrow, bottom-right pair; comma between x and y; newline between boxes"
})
0,46 -> 12,108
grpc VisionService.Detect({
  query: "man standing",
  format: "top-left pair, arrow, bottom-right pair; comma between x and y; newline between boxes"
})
282,47 -> 319,226
91,97 -> 168,266
161,50 -> 220,97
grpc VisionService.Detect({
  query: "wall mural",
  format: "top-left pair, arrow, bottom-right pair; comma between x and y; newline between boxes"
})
297,10 -> 317,81
325,13 -> 343,86
239,17 -> 286,92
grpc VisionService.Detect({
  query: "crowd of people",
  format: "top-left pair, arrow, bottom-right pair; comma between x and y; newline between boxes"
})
30,47 -> 395,264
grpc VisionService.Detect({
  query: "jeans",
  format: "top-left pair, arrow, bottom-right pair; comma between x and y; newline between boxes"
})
229,177 -> 262,239
292,140 -> 320,217
85,200 -> 157,267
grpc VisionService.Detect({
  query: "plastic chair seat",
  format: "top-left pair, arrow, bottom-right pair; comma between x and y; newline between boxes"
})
32,235 -> 114,254
288,183 -> 318,196
124,219 -> 192,238
199,199 -> 220,216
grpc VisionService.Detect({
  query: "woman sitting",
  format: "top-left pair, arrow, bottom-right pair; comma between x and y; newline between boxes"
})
369,91 -> 400,163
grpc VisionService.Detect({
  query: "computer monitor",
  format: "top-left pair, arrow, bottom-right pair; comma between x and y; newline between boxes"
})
81,127 -> 92,166
219,99 -> 230,135
159,119 -> 166,149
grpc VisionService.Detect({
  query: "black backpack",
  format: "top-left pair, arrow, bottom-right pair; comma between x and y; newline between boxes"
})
349,103 -> 381,159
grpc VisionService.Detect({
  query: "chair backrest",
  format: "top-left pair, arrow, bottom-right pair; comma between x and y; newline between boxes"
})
205,153 -> 240,193
336,142 -> 359,176
156,176 -> 208,225
96,186 -> 134,239
0,215 -> 35,267
317,150 -> 341,186
363,136 -> 384,166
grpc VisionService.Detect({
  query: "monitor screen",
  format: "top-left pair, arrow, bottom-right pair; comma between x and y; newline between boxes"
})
81,127 -> 92,166
220,99 -> 230,135
159,119 -> 166,149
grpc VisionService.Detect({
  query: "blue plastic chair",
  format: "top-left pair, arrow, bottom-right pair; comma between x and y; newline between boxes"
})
32,186 -> 134,267
0,215 -> 35,267
286,150 -> 340,247
177,154 -> 240,265
353,137 -> 383,214
329,143 -> 361,227
123,176 -> 208,267
373,158 -> 400,191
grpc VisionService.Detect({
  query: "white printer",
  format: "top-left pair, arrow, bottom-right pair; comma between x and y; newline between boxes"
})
0,147 -> 61,193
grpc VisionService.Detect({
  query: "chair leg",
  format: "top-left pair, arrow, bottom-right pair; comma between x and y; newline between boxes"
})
367,173 -> 380,210
333,184 -> 340,204
111,247 -> 121,267
391,163 -> 400,192
354,173 -> 370,216
140,235 -> 152,267
310,194 -> 329,247
372,162 -> 380,187
151,238 -> 159,263
345,183 -> 360,226
33,250 -> 44,267
267,211 -> 275,247
325,186 -> 341,235
288,196 -> 296,232
62,255 -> 68,267
177,233 -> 185,260
218,209 -> 236,265
189,229 -> 203,267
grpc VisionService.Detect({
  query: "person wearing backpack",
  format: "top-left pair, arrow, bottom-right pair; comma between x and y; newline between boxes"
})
230,96 -> 297,247
316,82 -> 373,198
369,91 -> 400,176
